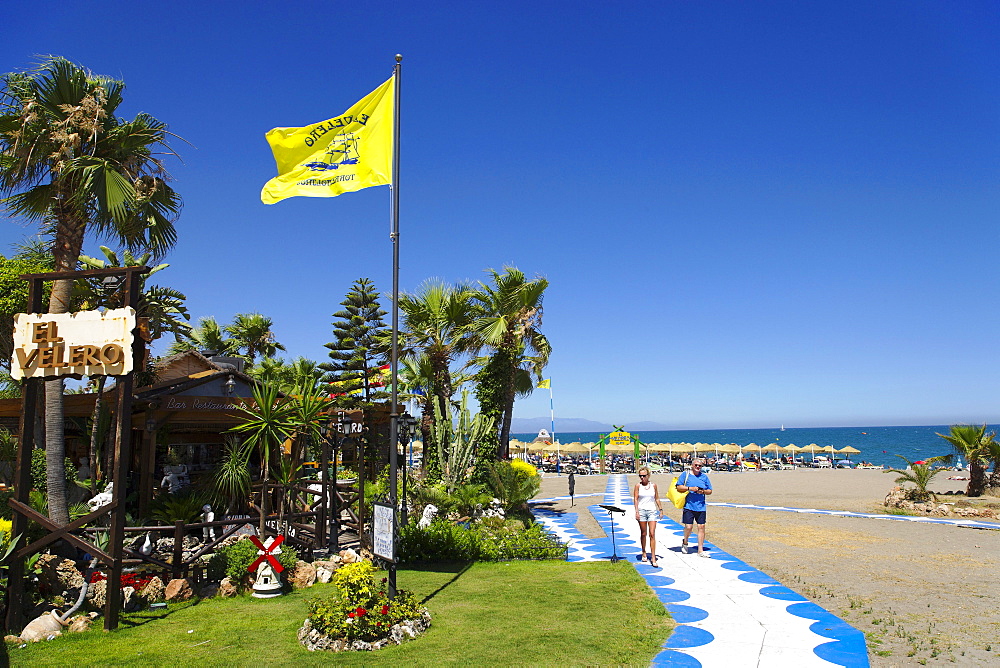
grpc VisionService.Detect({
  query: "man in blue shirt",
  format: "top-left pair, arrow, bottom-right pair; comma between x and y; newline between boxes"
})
676,458 -> 713,557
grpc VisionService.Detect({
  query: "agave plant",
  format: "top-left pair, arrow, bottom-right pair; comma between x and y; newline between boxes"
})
149,489 -> 208,525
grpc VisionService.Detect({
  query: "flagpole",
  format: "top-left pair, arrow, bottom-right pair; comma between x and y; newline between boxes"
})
387,53 -> 402,599
550,383 -> 559,474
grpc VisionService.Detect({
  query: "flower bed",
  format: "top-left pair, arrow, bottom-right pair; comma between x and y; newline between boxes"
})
298,560 -> 430,652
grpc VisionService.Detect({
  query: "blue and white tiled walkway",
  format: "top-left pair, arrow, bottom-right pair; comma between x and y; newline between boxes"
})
534,475 -> 870,667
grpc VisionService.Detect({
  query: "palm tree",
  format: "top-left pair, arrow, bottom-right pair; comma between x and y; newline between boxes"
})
167,316 -> 231,356
76,246 -> 191,490
225,312 -> 285,366
1,57 -> 182,524
887,455 -> 948,502
468,267 -> 550,459
77,246 -> 192,343
248,356 -> 324,394
937,424 -> 1000,497
397,281 -> 476,474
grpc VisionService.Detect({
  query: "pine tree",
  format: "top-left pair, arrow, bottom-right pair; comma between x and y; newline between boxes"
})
320,278 -> 389,405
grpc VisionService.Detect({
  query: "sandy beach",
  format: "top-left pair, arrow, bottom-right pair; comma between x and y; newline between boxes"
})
534,468 -> 1000,666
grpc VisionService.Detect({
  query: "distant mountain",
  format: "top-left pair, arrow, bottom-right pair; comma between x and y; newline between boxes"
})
510,417 -> 675,434
510,417 -> 612,433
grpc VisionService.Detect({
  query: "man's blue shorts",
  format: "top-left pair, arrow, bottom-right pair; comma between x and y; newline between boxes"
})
682,509 -> 707,525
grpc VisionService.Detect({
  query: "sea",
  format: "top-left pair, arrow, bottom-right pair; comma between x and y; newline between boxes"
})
510,425 -> 997,469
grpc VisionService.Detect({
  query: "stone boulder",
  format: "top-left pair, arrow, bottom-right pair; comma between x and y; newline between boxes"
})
122,586 -> 143,612
199,582 -> 220,598
290,561 -> 317,589
139,576 -> 166,603
218,576 -> 239,597
37,555 -> 84,597
164,578 -> 194,602
313,560 -> 338,584
86,580 -> 107,610
66,613 -> 98,634
339,548 -> 359,564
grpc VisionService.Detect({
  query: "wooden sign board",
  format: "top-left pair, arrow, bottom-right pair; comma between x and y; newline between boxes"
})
11,308 -> 136,379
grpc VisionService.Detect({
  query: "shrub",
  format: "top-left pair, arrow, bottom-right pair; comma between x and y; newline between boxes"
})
206,536 -> 298,582
485,460 -> 540,511
307,560 -> 425,642
30,449 -> 77,491
398,518 -> 564,564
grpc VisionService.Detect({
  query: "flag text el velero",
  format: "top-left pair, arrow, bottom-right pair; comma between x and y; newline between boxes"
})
261,76 -> 394,204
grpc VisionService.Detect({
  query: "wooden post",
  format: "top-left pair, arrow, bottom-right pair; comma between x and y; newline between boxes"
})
138,410 -> 156,519
5,274 -> 44,632
104,269 -> 142,630
172,520 -> 185,580
317,433 -> 329,549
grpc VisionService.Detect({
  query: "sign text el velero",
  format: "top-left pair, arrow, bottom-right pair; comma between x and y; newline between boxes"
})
11,308 -> 136,380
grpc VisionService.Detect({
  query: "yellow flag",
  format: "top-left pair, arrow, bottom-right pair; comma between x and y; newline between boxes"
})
537,379 -> 551,389
261,77 -> 394,205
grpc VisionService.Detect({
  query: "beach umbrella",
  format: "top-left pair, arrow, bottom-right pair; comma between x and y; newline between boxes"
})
838,445 -> 861,460
560,441 -> 588,453
761,443 -> 782,453
817,445 -> 835,453
742,443 -> 762,453
648,442 -> 671,453
718,443 -> 741,454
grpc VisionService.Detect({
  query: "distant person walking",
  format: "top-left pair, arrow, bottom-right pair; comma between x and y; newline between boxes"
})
676,458 -> 713,557
633,466 -> 663,567
568,470 -> 576,506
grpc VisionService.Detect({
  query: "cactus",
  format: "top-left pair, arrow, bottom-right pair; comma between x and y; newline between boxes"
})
433,390 -> 495,490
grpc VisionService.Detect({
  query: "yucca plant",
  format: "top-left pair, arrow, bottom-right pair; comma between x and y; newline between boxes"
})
211,435 -> 252,515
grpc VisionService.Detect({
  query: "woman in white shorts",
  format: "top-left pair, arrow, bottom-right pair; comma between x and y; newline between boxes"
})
633,466 -> 664,567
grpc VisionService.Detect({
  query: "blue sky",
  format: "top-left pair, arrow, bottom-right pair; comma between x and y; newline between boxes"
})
2,1 -> 998,428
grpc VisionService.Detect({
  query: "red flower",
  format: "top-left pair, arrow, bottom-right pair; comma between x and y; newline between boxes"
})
356,607 -> 367,617
381,605 -> 389,615
381,578 -> 387,583
347,612 -> 355,618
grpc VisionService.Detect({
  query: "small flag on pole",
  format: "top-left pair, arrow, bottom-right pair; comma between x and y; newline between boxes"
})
261,77 -> 394,204
537,378 -> 550,389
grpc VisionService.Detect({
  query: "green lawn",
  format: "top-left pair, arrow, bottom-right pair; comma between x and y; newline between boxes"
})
6,560 -> 673,667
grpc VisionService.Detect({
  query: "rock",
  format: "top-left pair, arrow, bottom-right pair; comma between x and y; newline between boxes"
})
37,555 -> 85,596
199,583 -> 220,598
86,580 -> 107,610
297,608 -> 432,652
339,548 -> 359,564
164,578 -> 194,602
5,634 -> 21,643
66,614 -> 93,633
122,586 -> 143,612
313,560 -> 338,584
219,576 -> 239,597
290,561 -> 316,589
19,611 -> 67,642
139,576 -> 165,603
